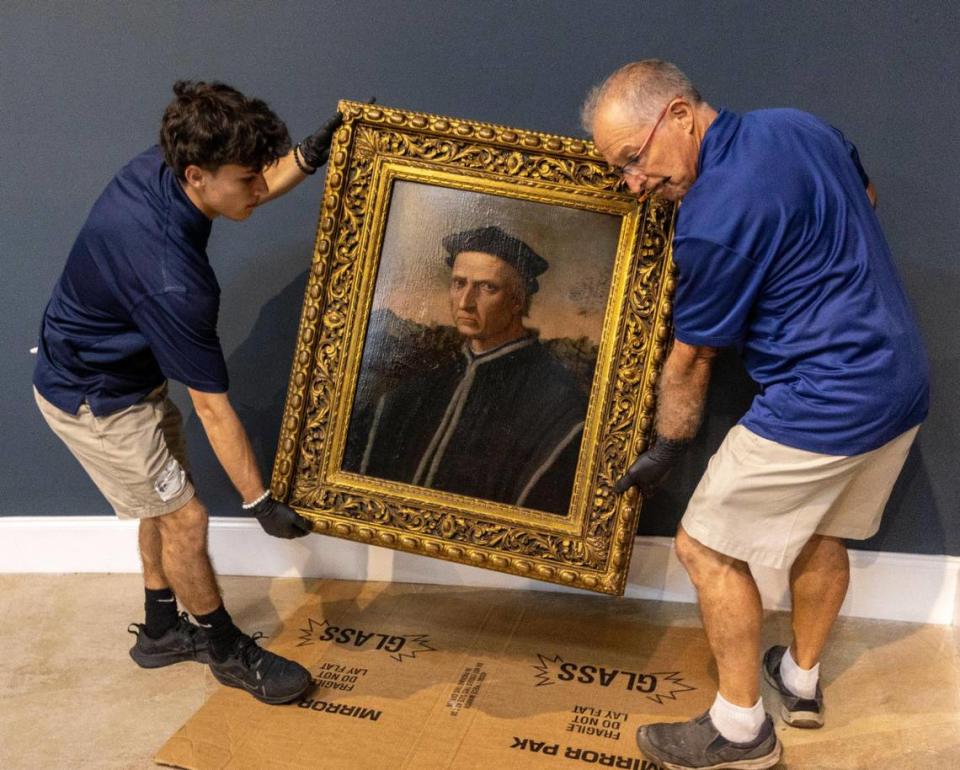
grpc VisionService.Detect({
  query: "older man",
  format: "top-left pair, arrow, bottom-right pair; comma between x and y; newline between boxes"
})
582,60 -> 928,769
344,225 -> 586,515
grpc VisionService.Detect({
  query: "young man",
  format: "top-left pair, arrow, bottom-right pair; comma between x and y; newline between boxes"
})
582,61 -> 928,769
34,81 -> 341,705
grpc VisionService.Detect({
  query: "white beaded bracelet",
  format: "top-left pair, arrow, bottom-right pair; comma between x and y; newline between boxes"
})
241,489 -> 271,510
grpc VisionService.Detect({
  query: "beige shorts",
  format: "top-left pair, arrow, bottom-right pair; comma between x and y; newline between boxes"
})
680,424 -> 920,569
34,385 -> 195,519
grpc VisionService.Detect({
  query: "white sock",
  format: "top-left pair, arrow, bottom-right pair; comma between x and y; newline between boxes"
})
709,692 -> 765,743
780,646 -> 820,699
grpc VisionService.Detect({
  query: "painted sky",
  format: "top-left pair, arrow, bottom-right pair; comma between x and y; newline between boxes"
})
369,181 -> 622,343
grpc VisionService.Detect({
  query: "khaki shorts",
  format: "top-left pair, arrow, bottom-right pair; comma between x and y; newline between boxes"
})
34,385 -> 195,519
680,424 -> 920,569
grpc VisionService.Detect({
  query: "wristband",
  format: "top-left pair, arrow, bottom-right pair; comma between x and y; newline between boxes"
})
241,489 -> 271,510
293,143 -> 316,175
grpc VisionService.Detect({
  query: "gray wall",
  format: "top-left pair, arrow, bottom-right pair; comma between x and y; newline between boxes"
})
2,1 -> 956,555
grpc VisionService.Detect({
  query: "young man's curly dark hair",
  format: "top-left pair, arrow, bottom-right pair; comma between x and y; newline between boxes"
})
160,80 -> 291,179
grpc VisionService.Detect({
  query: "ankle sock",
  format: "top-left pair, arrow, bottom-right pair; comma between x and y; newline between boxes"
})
144,587 -> 179,639
781,646 -> 820,699
194,604 -> 243,660
709,692 -> 765,743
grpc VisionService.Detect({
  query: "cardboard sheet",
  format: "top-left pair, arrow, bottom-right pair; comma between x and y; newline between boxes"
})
156,582 -> 715,769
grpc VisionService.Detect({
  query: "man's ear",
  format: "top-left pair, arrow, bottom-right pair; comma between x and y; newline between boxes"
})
183,164 -> 206,189
670,99 -> 695,134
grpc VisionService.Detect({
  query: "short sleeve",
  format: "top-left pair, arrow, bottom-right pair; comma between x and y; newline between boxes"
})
830,126 -> 869,189
132,290 -> 229,392
671,237 -> 765,348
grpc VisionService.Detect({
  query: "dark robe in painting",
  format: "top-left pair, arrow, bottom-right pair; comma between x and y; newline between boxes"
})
344,336 -> 586,515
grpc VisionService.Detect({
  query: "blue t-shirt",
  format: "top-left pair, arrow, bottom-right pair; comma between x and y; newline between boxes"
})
34,146 -> 229,416
672,109 -> 929,455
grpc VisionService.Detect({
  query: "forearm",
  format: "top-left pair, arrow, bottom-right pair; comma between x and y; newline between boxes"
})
614,339 -> 716,494
259,152 -> 309,205
654,340 -> 717,441
190,391 -> 265,502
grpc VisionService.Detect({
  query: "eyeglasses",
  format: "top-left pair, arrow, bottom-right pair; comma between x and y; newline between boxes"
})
610,98 -> 676,180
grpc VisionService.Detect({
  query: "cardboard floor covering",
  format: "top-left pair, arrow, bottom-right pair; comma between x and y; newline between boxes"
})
156,581 -> 715,769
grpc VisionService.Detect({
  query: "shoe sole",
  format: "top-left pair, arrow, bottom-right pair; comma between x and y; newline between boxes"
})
659,747 -> 781,770
210,667 -> 312,705
762,660 -> 824,729
129,648 -> 211,669
637,734 -> 782,770
778,703 -> 824,729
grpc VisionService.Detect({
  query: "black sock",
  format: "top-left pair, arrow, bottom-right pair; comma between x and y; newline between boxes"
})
194,604 -> 244,660
144,587 -> 179,639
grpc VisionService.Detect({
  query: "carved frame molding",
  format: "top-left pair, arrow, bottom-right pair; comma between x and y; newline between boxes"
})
271,100 -> 676,595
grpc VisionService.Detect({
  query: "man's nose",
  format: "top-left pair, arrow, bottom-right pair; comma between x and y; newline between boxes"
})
255,173 -> 268,196
458,286 -> 477,308
626,174 -> 647,195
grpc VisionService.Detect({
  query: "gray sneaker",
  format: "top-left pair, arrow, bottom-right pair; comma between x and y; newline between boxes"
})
128,612 -> 211,668
763,645 -> 824,728
636,711 -> 781,770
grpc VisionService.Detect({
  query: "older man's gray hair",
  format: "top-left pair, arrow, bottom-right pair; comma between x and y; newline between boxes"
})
581,59 -> 702,133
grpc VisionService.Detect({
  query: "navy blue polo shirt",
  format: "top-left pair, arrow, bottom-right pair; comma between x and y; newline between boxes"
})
34,146 -> 229,416
672,109 -> 929,455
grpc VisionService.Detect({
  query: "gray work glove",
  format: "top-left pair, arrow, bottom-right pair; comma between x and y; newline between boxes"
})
297,113 -> 344,171
250,497 -> 313,539
613,438 -> 691,496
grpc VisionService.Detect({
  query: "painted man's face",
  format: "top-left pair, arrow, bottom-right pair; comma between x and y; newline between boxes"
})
449,251 -> 525,353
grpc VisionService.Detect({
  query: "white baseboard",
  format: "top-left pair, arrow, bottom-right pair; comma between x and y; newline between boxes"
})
1,516 -> 957,625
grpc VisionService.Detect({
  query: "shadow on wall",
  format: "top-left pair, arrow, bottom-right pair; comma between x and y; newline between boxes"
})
184,267 -> 312,514
858,437 -> 943,555
637,347 -> 758,538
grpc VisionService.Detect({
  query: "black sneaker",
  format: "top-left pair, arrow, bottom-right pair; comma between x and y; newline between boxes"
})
763,645 -> 824,728
636,711 -> 781,770
128,612 -> 211,668
208,632 -> 312,705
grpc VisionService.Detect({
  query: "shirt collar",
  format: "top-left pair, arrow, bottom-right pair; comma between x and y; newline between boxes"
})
163,157 -> 213,249
462,334 -> 536,365
697,108 -> 741,175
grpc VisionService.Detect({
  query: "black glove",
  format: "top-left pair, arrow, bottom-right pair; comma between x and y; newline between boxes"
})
613,437 -> 691,496
297,113 -> 344,171
250,496 -> 313,539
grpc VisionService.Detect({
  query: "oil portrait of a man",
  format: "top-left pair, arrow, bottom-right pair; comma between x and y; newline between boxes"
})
342,183 -> 620,516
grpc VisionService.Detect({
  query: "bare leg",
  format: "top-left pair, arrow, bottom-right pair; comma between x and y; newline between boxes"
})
138,518 -> 168,590
675,525 -> 763,706
154,496 -> 222,615
788,534 -> 849,668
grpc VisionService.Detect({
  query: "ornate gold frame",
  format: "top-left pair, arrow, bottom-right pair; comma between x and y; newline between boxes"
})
270,100 -> 676,595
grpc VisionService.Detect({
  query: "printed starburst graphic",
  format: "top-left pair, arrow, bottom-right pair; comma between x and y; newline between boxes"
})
533,653 -> 565,686
645,672 -> 696,704
390,634 -> 436,663
296,617 -> 330,647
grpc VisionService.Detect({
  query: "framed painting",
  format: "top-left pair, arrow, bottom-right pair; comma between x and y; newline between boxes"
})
270,100 -> 676,595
